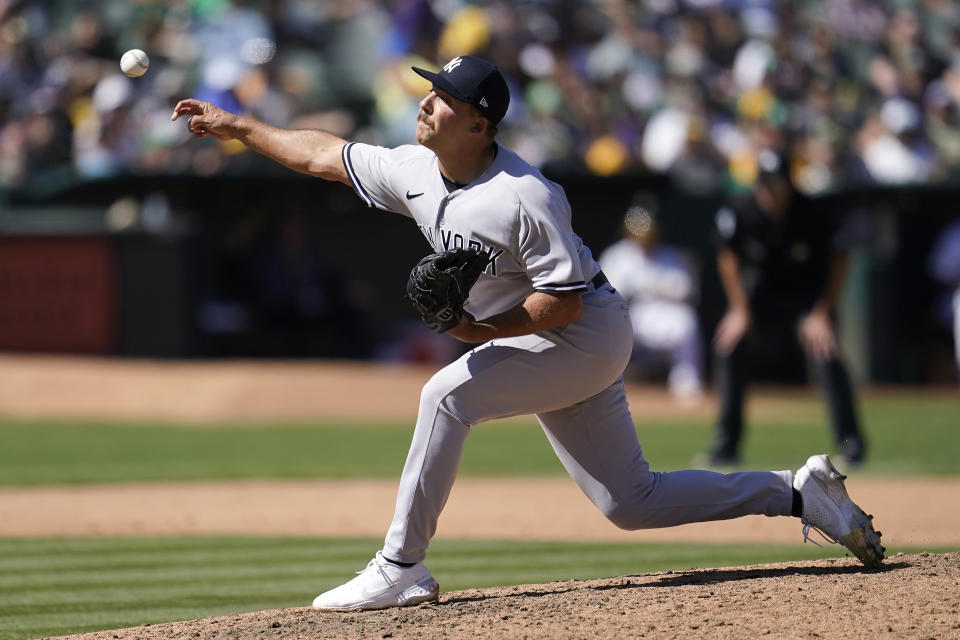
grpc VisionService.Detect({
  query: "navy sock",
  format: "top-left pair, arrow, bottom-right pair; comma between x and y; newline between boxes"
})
382,555 -> 416,568
791,488 -> 803,518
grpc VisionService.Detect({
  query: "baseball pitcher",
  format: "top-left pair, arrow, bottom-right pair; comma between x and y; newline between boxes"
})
172,55 -> 884,612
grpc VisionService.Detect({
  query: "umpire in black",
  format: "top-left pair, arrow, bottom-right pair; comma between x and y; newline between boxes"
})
707,150 -> 866,467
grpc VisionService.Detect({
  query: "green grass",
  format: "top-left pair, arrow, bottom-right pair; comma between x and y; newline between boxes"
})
0,391 -> 958,486
0,536 -> 951,640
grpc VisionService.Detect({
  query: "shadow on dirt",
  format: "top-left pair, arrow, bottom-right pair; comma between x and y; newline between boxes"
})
630,560 -> 910,588
439,561 -> 911,606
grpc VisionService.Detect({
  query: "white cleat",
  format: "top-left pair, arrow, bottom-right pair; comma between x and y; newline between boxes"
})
312,551 -> 439,612
794,454 -> 885,568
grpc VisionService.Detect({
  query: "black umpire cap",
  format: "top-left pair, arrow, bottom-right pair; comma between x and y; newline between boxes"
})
412,56 -> 510,125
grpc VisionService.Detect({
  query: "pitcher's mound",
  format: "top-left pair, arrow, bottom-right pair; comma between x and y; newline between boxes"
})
52,552 -> 957,640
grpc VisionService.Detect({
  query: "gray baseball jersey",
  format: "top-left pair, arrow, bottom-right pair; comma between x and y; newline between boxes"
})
344,141 -> 599,318
343,141 -> 794,564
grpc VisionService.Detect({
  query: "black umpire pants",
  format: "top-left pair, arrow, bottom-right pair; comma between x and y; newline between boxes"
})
710,312 -> 866,464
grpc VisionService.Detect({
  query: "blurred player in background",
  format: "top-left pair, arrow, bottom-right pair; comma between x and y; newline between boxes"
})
706,151 -> 867,467
928,219 -> 960,381
599,197 -> 704,403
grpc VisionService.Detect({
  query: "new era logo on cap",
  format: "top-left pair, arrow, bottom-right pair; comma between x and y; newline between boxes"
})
412,56 -> 510,125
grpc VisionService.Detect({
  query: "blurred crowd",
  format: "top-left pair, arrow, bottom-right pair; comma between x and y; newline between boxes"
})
2,0 -> 960,193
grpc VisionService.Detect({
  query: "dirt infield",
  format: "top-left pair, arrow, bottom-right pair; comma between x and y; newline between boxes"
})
0,355 -> 700,423
0,354 -> 877,424
50,552 -> 960,640
3,476 -> 959,546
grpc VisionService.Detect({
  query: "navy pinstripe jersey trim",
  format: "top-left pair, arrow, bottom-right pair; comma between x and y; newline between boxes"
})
342,142 -> 391,211
535,281 -> 588,292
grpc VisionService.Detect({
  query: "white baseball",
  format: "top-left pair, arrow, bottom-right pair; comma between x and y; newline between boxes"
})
120,49 -> 150,78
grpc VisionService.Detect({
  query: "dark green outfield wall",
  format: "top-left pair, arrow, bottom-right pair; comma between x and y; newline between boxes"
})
2,175 -> 958,383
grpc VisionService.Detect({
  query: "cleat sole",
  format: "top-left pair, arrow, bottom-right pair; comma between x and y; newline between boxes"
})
840,527 -> 884,568
839,507 -> 885,568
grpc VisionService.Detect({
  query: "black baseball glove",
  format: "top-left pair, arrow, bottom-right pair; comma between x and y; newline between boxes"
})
406,248 -> 489,333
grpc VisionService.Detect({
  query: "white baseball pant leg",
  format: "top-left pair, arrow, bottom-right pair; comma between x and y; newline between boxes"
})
382,290 -> 793,564
953,287 -> 960,375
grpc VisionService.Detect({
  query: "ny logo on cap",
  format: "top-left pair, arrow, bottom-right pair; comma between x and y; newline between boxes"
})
443,57 -> 463,73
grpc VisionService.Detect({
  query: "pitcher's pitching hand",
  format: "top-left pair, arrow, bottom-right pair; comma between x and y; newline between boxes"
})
171,99 -> 236,141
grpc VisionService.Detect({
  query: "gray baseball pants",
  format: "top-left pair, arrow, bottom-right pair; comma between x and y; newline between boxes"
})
383,287 -> 793,564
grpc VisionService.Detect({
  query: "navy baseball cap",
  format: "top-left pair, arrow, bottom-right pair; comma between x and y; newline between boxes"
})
412,56 -> 510,125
